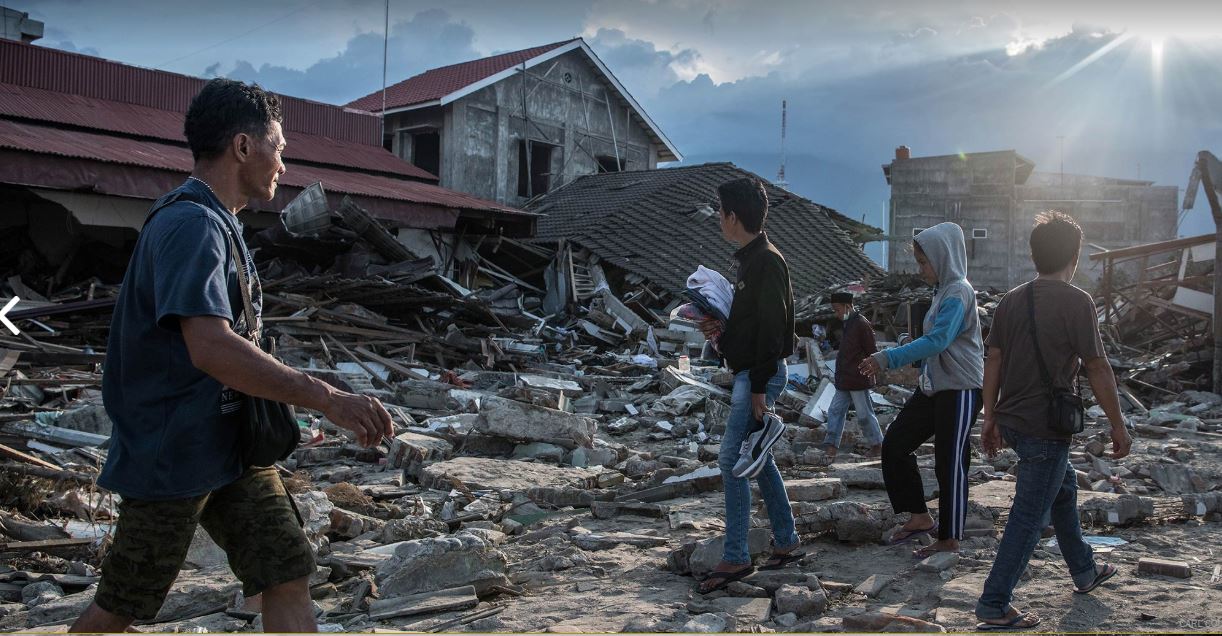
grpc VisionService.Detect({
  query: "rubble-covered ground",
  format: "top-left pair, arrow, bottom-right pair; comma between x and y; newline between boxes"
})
1,352 -> 1219,633
1,203 -> 1219,633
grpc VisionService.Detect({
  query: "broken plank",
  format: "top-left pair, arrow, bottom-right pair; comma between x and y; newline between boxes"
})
367,585 -> 479,621
3,421 -> 109,448
0,461 -> 97,484
0,442 -> 60,470
0,537 -> 94,552
354,346 -> 430,381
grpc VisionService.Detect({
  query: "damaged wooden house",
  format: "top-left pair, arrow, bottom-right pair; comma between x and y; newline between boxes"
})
0,37 -> 536,305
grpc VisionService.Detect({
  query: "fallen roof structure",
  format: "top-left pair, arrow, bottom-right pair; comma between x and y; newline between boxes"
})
529,162 -> 884,298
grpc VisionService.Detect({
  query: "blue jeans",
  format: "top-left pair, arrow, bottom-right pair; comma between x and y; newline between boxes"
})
718,361 -> 798,564
975,427 -> 1099,619
822,389 -> 883,448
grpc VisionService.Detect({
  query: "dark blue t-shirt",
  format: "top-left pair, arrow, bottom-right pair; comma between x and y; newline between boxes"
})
99,179 -> 263,500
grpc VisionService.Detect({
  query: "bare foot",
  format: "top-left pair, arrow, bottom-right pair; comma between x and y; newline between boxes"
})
914,538 -> 960,558
902,513 -> 936,532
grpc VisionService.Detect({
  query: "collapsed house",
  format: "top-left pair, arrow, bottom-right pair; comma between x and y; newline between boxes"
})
0,37 -> 535,309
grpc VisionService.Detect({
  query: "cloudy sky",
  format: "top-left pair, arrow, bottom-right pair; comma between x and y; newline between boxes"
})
15,0 -> 1222,265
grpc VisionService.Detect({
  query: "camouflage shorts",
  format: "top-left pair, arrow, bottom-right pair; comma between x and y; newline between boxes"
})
94,466 -> 316,620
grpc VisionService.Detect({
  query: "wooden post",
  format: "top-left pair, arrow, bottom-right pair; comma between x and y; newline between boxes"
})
1196,151 -> 1222,394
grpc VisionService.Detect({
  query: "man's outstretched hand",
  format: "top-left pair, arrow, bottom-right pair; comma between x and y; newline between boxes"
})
324,392 -> 393,447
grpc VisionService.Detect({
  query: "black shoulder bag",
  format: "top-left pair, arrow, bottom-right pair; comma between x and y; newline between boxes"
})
1025,283 -> 1085,435
218,227 -> 301,467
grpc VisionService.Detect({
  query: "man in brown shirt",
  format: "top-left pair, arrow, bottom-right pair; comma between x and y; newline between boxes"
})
974,212 -> 1132,630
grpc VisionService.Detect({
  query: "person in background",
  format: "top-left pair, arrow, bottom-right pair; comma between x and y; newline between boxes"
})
859,222 -> 983,558
974,212 -> 1131,630
821,291 -> 883,461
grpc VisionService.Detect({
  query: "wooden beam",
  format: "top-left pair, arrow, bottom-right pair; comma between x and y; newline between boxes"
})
0,443 -> 59,470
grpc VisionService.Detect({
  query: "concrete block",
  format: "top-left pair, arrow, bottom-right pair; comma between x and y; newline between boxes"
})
375,532 -> 509,597
785,478 -> 845,502
475,396 -> 597,449
916,551 -> 959,572
774,584 -> 828,617
854,574 -> 892,598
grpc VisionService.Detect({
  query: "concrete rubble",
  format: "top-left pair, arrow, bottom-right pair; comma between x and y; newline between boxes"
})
0,231 -> 1219,633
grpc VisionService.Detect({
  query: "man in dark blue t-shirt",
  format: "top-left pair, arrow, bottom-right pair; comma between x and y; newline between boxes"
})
72,79 -> 393,633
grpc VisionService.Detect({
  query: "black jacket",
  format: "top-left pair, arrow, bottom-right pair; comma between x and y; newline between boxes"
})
719,233 -> 795,393
834,312 -> 877,391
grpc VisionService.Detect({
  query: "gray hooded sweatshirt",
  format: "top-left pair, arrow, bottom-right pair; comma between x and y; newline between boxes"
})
871,222 -> 984,395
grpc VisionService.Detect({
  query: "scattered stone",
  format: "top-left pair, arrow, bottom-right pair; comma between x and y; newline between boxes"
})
682,612 -> 733,633
842,612 -> 946,633
475,396 -> 597,449
512,442 -> 567,462
375,531 -> 509,597
387,431 -> 453,475
682,528 -> 771,576
854,574 -> 892,598
570,530 -> 670,551
1079,493 -> 1155,525
20,582 -> 62,608
589,501 -> 668,520
366,585 -> 479,621
916,551 -> 960,572
420,457 -> 596,492
774,584 -> 828,617
830,463 -> 886,489
1149,463 -> 1206,494
785,478 -> 845,502
1138,557 -> 1192,579
55,403 -> 112,436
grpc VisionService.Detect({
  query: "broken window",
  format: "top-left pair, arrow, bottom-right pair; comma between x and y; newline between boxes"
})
518,140 -> 555,198
596,155 -> 623,173
411,131 -> 441,177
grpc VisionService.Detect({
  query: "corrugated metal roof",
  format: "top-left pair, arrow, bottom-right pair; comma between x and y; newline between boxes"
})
0,118 -> 527,216
346,40 -> 577,112
529,163 -> 882,297
0,82 -> 438,181
1,39 -> 382,145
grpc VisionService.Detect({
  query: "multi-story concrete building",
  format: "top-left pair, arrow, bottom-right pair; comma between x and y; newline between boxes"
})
882,147 -> 1178,290
348,39 -> 682,208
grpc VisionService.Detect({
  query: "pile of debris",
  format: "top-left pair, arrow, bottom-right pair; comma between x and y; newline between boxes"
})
0,197 -> 1218,633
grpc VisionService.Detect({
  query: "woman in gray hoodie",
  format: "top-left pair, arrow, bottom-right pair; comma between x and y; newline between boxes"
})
859,222 -> 984,558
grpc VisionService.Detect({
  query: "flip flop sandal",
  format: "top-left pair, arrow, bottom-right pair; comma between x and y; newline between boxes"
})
698,566 -> 756,594
887,521 -> 938,545
759,551 -> 804,570
1074,563 -> 1118,594
975,612 -> 1041,631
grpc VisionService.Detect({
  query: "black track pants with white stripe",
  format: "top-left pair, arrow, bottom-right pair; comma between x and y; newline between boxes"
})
881,388 -> 982,541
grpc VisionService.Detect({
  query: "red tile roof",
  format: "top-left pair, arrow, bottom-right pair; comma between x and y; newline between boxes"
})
346,40 -> 578,112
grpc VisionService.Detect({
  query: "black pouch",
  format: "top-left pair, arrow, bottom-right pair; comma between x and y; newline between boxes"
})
223,229 -> 300,467
1048,387 -> 1085,435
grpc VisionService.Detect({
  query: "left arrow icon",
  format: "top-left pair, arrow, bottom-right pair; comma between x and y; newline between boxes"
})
1,297 -> 19,335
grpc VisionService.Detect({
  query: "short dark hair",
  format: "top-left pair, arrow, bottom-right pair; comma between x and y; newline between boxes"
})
1029,211 -> 1083,274
184,78 -> 283,161
717,178 -> 769,233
